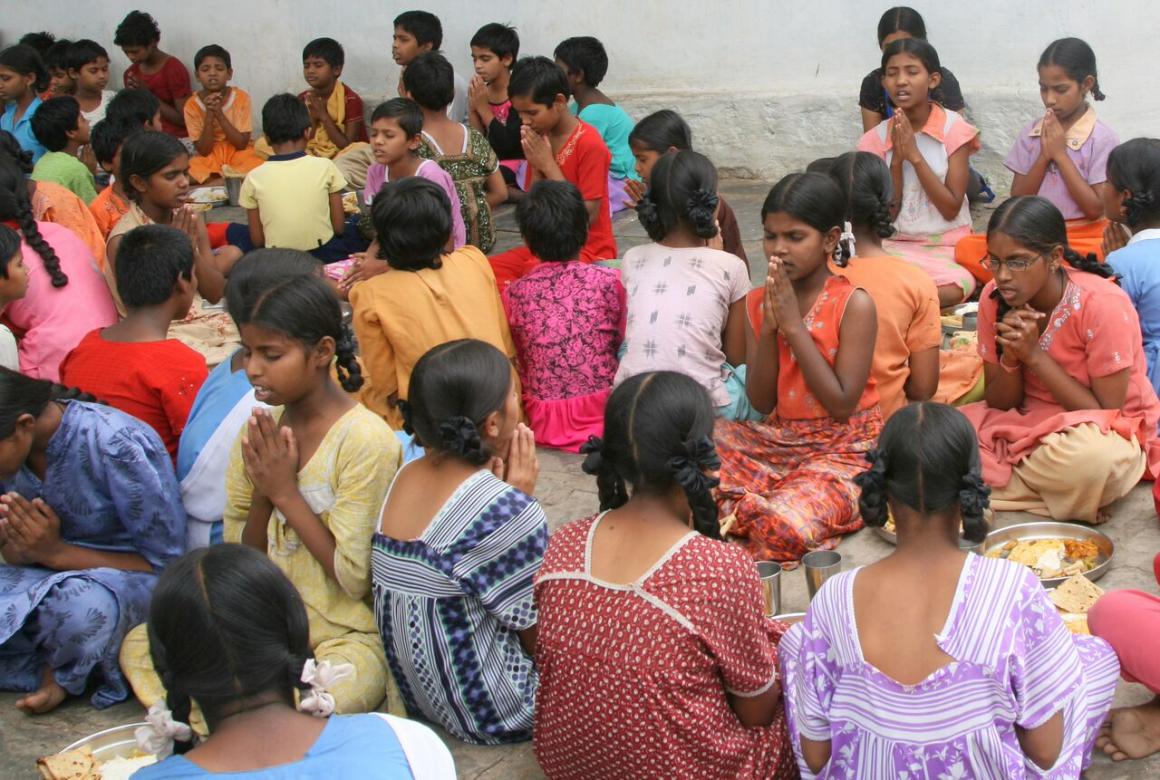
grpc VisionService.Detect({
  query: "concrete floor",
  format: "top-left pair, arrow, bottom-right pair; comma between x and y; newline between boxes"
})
3,182 -> 1159,778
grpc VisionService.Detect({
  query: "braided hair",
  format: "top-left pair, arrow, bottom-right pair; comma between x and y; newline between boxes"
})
0,368 -> 99,440
828,151 -> 896,247
234,274 -> 362,392
403,339 -> 513,466
985,196 -> 1115,348
854,402 -> 990,543
0,157 -> 68,288
147,545 -> 317,752
1106,138 -> 1160,229
581,371 -> 721,539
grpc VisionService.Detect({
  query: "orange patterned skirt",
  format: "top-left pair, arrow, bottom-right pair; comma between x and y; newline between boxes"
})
715,407 -> 883,562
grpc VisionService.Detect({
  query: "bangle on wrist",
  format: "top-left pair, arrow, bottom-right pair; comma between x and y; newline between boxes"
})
999,354 -> 1021,373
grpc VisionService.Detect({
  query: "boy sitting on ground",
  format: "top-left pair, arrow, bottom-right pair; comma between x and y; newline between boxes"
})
185,44 -> 265,184
30,96 -> 97,204
298,37 -> 366,159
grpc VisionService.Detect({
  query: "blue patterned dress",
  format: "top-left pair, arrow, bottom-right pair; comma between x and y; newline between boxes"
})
371,469 -> 546,744
0,401 -> 185,708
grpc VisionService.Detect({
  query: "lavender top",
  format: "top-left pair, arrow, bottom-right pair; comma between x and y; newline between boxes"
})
779,554 -> 1119,779
364,158 -> 467,250
1004,115 -> 1118,221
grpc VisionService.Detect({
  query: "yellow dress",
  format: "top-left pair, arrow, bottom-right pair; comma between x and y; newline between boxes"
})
120,403 -> 401,718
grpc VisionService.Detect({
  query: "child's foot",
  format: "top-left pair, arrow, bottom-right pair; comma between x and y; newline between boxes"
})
15,673 -> 68,715
1097,699 -> 1160,761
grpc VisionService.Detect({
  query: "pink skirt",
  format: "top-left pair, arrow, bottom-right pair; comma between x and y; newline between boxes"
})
524,388 -> 611,453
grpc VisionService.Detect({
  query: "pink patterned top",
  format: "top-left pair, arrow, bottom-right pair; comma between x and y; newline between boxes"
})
503,261 -> 625,401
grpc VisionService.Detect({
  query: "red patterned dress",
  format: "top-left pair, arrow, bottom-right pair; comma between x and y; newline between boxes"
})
533,514 -> 798,780
716,274 -> 882,561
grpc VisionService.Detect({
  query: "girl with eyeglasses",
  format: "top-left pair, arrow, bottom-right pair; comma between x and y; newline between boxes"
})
960,195 -> 1160,523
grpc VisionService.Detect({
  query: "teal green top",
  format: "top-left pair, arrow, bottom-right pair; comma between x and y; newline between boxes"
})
573,102 -> 639,181
31,151 -> 98,205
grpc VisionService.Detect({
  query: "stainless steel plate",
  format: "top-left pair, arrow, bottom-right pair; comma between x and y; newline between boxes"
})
983,521 -> 1113,588
59,723 -> 149,761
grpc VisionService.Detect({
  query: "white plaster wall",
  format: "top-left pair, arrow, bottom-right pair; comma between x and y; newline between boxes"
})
4,1 -> 1158,187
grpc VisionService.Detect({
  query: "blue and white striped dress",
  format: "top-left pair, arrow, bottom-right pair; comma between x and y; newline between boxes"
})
371,469 -> 546,744
779,554 -> 1120,779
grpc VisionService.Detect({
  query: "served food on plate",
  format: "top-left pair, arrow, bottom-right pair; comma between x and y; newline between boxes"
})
985,538 -> 1100,579
1050,574 -> 1104,636
186,187 -> 228,205
37,746 -> 157,780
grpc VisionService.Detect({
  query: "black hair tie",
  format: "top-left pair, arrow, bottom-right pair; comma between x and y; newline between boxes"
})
397,399 -> 415,436
959,472 -> 991,517
667,435 -> 720,495
579,435 -> 605,475
439,415 -> 483,459
635,196 -> 659,225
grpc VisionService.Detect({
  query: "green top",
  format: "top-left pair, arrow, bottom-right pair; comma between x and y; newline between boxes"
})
31,151 -> 98,205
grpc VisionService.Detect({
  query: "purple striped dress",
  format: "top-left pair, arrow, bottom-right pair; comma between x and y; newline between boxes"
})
779,554 -> 1119,778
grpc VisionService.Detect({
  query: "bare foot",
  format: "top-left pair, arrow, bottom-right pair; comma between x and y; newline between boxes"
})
15,673 -> 68,715
1097,698 -> 1160,761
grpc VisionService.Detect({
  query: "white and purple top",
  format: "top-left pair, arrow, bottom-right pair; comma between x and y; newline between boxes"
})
779,553 -> 1119,779
363,158 -> 467,250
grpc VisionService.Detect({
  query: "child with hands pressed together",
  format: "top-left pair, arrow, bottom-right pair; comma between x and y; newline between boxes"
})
373,339 -> 545,744
616,150 -> 753,420
131,544 -> 455,779
960,196 -> 1160,523
779,403 -> 1119,778
114,11 -> 191,138
489,56 -> 616,289
185,45 -> 264,184
468,24 -> 523,179
533,372 -> 798,779
717,173 -> 881,562
858,38 -> 980,307
298,37 -> 366,160
0,369 -> 186,715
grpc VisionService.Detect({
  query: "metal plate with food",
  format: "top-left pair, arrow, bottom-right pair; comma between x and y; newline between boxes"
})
42,723 -> 158,780
983,521 -> 1113,588
187,186 -> 229,206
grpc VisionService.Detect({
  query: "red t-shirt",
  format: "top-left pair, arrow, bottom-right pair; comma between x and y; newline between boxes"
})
521,120 -> 616,262
124,56 -> 192,137
60,330 -> 208,462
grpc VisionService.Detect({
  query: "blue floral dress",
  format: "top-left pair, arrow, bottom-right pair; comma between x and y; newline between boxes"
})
0,401 -> 185,708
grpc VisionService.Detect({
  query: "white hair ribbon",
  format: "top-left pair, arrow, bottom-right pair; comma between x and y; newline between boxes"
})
298,659 -> 355,718
135,701 -> 194,758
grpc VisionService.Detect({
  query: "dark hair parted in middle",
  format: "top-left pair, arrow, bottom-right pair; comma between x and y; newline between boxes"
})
225,249 -> 322,326
115,224 -> 194,309
119,130 -> 187,202
762,171 -> 851,265
234,274 -> 363,392
517,181 -> 589,262
509,56 -> 570,106
636,149 -> 719,242
581,371 -> 721,539
827,151 -> 896,240
372,177 -> 453,271
402,52 -> 455,111
403,339 -> 513,465
881,37 -> 941,76
855,402 -> 990,543
261,93 -> 312,146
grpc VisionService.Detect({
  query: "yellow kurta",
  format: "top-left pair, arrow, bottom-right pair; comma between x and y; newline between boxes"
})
222,403 -> 401,713
349,246 -> 519,429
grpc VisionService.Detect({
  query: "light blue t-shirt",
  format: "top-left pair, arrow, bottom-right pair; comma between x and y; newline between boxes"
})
1,96 -> 46,164
131,714 -> 415,779
1108,230 -> 1160,394
572,102 -> 639,182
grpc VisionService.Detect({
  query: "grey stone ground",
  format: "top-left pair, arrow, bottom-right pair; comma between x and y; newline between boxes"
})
3,182 -> 1159,778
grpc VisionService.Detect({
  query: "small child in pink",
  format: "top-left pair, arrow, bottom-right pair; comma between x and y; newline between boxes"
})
503,181 -> 624,451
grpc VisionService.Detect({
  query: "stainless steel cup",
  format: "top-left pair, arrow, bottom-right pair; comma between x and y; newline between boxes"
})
803,550 -> 842,599
756,561 -> 783,616
224,175 -> 244,207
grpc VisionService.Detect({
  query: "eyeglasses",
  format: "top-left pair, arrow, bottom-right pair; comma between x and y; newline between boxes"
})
980,253 -> 1046,273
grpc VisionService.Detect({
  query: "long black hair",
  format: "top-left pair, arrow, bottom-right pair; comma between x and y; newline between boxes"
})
233,274 -> 362,392
636,149 -> 719,242
0,129 -> 33,174
0,368 -> 96,440
0,156 -> 67,287
828,151 -> 896,247
628,109 -> 692,153
147,544 -> 316,753
581,371 -> 721,539
1107,138 -> 1160,229
986,196 -> 1115,349
1039,37 -> 1105,101
762,171 -> 851,266
225,249 -> 322,327
120,130 -> 187,204
402,339 -> 513,466
855,402 -> 990,543
876,6 -> 927,45
0,45 -> 50,94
